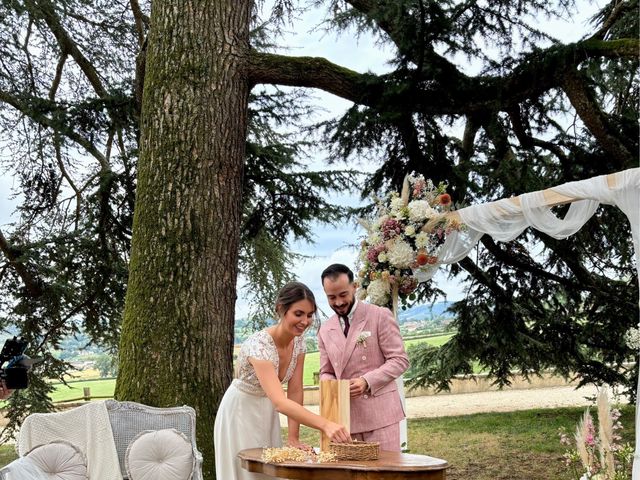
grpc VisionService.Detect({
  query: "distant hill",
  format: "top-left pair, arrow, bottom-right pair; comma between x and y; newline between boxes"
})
397,301 -> 453,324
234,300 -> 455,343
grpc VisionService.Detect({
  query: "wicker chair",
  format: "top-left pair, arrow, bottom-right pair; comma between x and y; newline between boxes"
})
106,400 -> 204,480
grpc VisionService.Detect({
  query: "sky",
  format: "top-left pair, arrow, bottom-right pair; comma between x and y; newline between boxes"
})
0,1 -> 603,321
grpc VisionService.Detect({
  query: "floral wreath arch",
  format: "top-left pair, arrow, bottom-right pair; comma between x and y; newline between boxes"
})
354,168 -> 640,474
356,174 -> 463,309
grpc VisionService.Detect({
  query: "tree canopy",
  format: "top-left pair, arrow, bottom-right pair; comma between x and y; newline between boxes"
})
0,0 -> 637,476
254,0 -> 639,397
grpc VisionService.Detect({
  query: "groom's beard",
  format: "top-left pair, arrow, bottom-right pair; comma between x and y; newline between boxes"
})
332,298 -> 355,317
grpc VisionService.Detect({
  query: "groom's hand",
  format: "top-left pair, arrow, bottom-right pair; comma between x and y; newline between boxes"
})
349,377 -> 368,397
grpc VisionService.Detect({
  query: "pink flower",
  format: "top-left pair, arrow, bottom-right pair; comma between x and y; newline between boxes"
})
412,179 -> 426,196
611,409 -> 621,422
366,244 -> 386,263
585,416 -> 596,447
398,277 -> 418,295
381,218 -> 402,240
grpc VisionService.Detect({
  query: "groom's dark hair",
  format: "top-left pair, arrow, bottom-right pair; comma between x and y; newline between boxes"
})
321,264 -> 354,284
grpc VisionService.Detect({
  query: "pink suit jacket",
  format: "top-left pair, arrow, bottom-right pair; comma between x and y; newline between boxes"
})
318,302 -> 409,434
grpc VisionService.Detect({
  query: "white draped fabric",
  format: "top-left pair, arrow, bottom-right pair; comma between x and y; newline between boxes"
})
18,400 -> 121,480
425,168 -> 639,475
434,168 -> 638,264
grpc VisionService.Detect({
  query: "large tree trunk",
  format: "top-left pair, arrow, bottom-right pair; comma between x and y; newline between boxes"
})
115,1 -> 251,478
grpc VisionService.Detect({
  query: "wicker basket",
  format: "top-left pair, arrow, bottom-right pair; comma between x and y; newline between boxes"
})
328,440 -> 380,461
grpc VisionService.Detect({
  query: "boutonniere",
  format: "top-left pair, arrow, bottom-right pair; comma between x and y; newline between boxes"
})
355,331 -> 371,348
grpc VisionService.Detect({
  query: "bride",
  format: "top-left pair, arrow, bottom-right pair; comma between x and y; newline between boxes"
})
214,281 -> 350,479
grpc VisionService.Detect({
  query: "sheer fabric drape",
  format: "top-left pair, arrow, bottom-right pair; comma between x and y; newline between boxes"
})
433,169 -> 638,266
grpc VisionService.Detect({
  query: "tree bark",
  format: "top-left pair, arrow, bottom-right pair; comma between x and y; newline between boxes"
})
562,68 -> 635,166
114,2 -> 251,478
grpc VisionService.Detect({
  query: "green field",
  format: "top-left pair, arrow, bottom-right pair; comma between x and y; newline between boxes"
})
50,378 -> 117,403
302,332 -> 453,385
49,333 -> 453,402
404,333 -> 454,348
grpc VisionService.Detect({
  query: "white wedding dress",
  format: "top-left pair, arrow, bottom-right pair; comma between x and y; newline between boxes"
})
214,330 -> 306,480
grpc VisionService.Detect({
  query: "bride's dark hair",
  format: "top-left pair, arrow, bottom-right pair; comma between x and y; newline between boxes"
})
275,281 -> 317,318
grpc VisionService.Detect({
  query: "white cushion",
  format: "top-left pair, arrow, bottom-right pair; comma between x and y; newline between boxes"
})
24,441 -> 87,480
125,429 -> 194,480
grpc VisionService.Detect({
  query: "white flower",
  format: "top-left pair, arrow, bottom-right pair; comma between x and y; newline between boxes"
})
404,225 -> 416,236
625,326 -> 640,350
415,232 -> 430,248
407,200 -> 435,222
366,278 -> 391,305
368,232 -> 382,244
357,288 -> 368,301
390,197 -> 404,214
377,252 -> 388,263
387,239 -> 414,268
356,331 -> 372,348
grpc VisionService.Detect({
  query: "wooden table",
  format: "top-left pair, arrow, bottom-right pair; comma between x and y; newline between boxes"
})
238,448 -> 448,479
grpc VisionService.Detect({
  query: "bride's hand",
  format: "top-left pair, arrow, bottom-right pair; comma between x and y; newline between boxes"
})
288,440 -> 314,453
323,421 -> 350,443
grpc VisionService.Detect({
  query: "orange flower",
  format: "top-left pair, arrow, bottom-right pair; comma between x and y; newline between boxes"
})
416,251 -> 429,266
437,193 -> 451,206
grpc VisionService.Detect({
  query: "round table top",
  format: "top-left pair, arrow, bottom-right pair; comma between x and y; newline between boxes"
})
238,448 -> 448,479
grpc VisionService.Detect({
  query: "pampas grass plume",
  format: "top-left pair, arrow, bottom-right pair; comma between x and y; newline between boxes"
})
597,388 -> 615,476
574,409 -> 593,470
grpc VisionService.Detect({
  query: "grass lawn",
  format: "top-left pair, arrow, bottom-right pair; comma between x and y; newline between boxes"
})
0,445 -> 15,468
47,332 -> 456,401
287,405 -> 636,480
0,404 -> 634,476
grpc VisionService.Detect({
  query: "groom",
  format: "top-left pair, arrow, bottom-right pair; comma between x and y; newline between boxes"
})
318,263 -> 409,451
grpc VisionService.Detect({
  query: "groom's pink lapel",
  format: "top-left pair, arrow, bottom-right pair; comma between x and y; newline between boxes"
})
325,316 -> 347,377
340,305 -> 368,369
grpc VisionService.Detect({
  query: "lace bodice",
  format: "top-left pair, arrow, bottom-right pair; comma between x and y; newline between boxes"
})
233,330 -> 306,396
